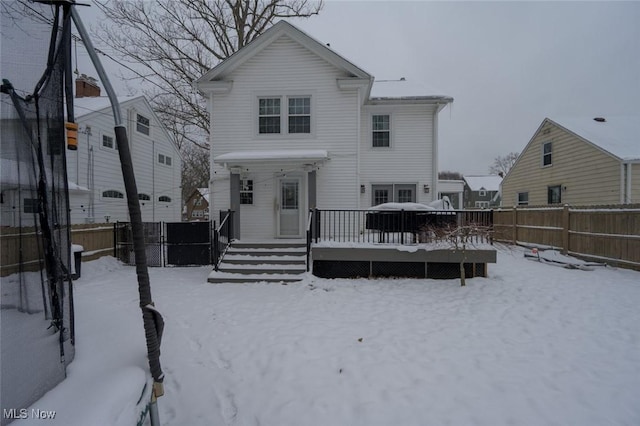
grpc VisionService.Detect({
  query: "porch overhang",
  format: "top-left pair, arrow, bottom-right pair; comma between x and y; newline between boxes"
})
214,149 -> 329,171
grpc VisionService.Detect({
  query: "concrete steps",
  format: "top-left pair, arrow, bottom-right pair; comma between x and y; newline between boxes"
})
208,241 -> 307,284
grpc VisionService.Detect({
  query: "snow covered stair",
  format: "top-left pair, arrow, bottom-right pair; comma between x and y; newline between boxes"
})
208,241 -> 307,284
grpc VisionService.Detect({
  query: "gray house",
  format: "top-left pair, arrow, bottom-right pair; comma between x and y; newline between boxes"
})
463,175 -> 502,208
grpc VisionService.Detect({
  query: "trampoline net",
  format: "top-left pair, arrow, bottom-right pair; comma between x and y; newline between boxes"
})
1,4 -> 75,420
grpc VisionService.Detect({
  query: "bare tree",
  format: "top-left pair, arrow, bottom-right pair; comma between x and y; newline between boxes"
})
422,222 -> 493,287
94,0 -> 323,151
181,143 -> 210,203
489,152 -> 519,176
438,170 -> 463,180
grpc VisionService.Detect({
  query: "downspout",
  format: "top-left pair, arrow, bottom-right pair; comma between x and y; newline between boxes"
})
626,162 -> 633,204
356,87 -> 361,210
620,163 -> 626,204
431,105 -> 439,203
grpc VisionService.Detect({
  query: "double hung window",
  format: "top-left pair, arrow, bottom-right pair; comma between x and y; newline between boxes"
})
372,115 -> 390,147
258,96 -> 311,135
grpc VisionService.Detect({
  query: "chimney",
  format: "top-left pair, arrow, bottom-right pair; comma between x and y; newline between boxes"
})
75,74 -> 101,98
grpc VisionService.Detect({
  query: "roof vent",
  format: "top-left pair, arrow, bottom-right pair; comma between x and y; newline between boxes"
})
593,117 -> 606,123
400,77 -> 406,81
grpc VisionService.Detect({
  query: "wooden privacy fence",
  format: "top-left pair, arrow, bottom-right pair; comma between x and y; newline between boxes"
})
1,223 -> 114,277
494,204 -> 640,270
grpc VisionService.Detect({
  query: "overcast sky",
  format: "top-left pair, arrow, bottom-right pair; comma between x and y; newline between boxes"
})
7,1 -> 637,175
290,1 -> 640,174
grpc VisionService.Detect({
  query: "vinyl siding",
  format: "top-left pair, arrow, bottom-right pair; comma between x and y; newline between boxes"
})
631,164 -> 640,203
209,35 -> 360,230
502,121 -> 621,206
359,105 -> 435,207
67,98 -> 182,224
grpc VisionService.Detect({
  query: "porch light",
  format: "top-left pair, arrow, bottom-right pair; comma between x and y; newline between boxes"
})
360,185 -> 366,194
423,185 -> 430,194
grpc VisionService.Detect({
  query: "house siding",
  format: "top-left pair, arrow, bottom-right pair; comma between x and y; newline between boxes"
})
359,105 -> 436,207
630,163 -> 640,203
67,98 -> 182,224
209,35 -> 360,238
502,121 -> 621,206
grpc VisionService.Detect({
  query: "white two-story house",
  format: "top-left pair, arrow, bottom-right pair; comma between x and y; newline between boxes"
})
68,76 -> 182,224
197,21 -> 452,240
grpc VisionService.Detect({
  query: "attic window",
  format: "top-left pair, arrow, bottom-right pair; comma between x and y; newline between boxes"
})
542,142 -> 552,166
136,114 -> 150,135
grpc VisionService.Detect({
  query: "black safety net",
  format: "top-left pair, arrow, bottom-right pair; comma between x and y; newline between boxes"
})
1,5 -> 75,421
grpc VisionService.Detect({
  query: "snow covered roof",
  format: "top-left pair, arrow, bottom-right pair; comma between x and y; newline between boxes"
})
548,117 -> 640,161
197,187 -> 210,204
74,96 -> 139,118
214,149 -> 329,165
370,78 -> 452,103
463,175 -> 503,192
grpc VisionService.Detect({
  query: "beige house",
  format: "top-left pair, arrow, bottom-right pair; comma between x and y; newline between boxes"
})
502,117 -> 639,206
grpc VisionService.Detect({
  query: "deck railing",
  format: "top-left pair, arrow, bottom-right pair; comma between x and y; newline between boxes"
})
310,208 -> 493,245
212,210 -> 234,271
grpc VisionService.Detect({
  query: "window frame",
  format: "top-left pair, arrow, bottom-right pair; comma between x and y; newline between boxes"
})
542,141 -> 553,167
287,97 -> 311,134
371,183 -> 417,206
23,198 -> 40,214
258,97 -> 282,135
240,179 -> 254,205
517,192 -> 529,206
256,94 -> 313,137
136,114 -> 150,135
371,114 -> 391,148
101,134 -> 116,150
547,185 -> 562,205
102,190 -> 124,199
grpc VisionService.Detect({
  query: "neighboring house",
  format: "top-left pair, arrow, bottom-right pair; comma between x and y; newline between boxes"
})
502,117 -> 640,206
67,76 -> 182,223
463,175 -> 502,208
184,188 -> 210,221
196,21 -> 452,240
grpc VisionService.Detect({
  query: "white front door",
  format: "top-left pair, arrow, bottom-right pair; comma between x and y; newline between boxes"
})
277,177 -> 303,238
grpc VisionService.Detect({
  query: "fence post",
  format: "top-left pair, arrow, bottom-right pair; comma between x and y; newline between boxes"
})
113,222 -> 117,258
400,209 -> 405,245
562,204 -> 570,255
512,206 -> 518,246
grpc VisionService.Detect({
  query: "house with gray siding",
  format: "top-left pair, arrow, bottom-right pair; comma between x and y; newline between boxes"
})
196,21 -> 452,240
501,117 -> 640,206
463,175 -> 503,209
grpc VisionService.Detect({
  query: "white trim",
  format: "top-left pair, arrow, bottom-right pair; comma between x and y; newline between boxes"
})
370,112 -> 392,149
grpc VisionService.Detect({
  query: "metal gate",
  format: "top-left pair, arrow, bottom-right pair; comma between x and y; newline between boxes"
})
165,221 -> 212,266
114,221 -> 213,266
114,222 -> 163,267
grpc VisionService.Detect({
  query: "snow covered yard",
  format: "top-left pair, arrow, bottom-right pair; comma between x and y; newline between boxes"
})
13,245 -> 640,426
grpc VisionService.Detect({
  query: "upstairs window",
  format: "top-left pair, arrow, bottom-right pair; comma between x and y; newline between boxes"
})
159,196 -> 171,202
158,153 -> 172,166
542,142 -> 552,166
138,193 -> 150,201
137,114 -> 150,135
372,115 -> 390,147
102,134 -> 116,149
288,97 -> 311,134
258,98 -> 281,134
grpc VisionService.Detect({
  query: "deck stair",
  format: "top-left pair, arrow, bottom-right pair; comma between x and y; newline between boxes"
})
208,241 -> 307,284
